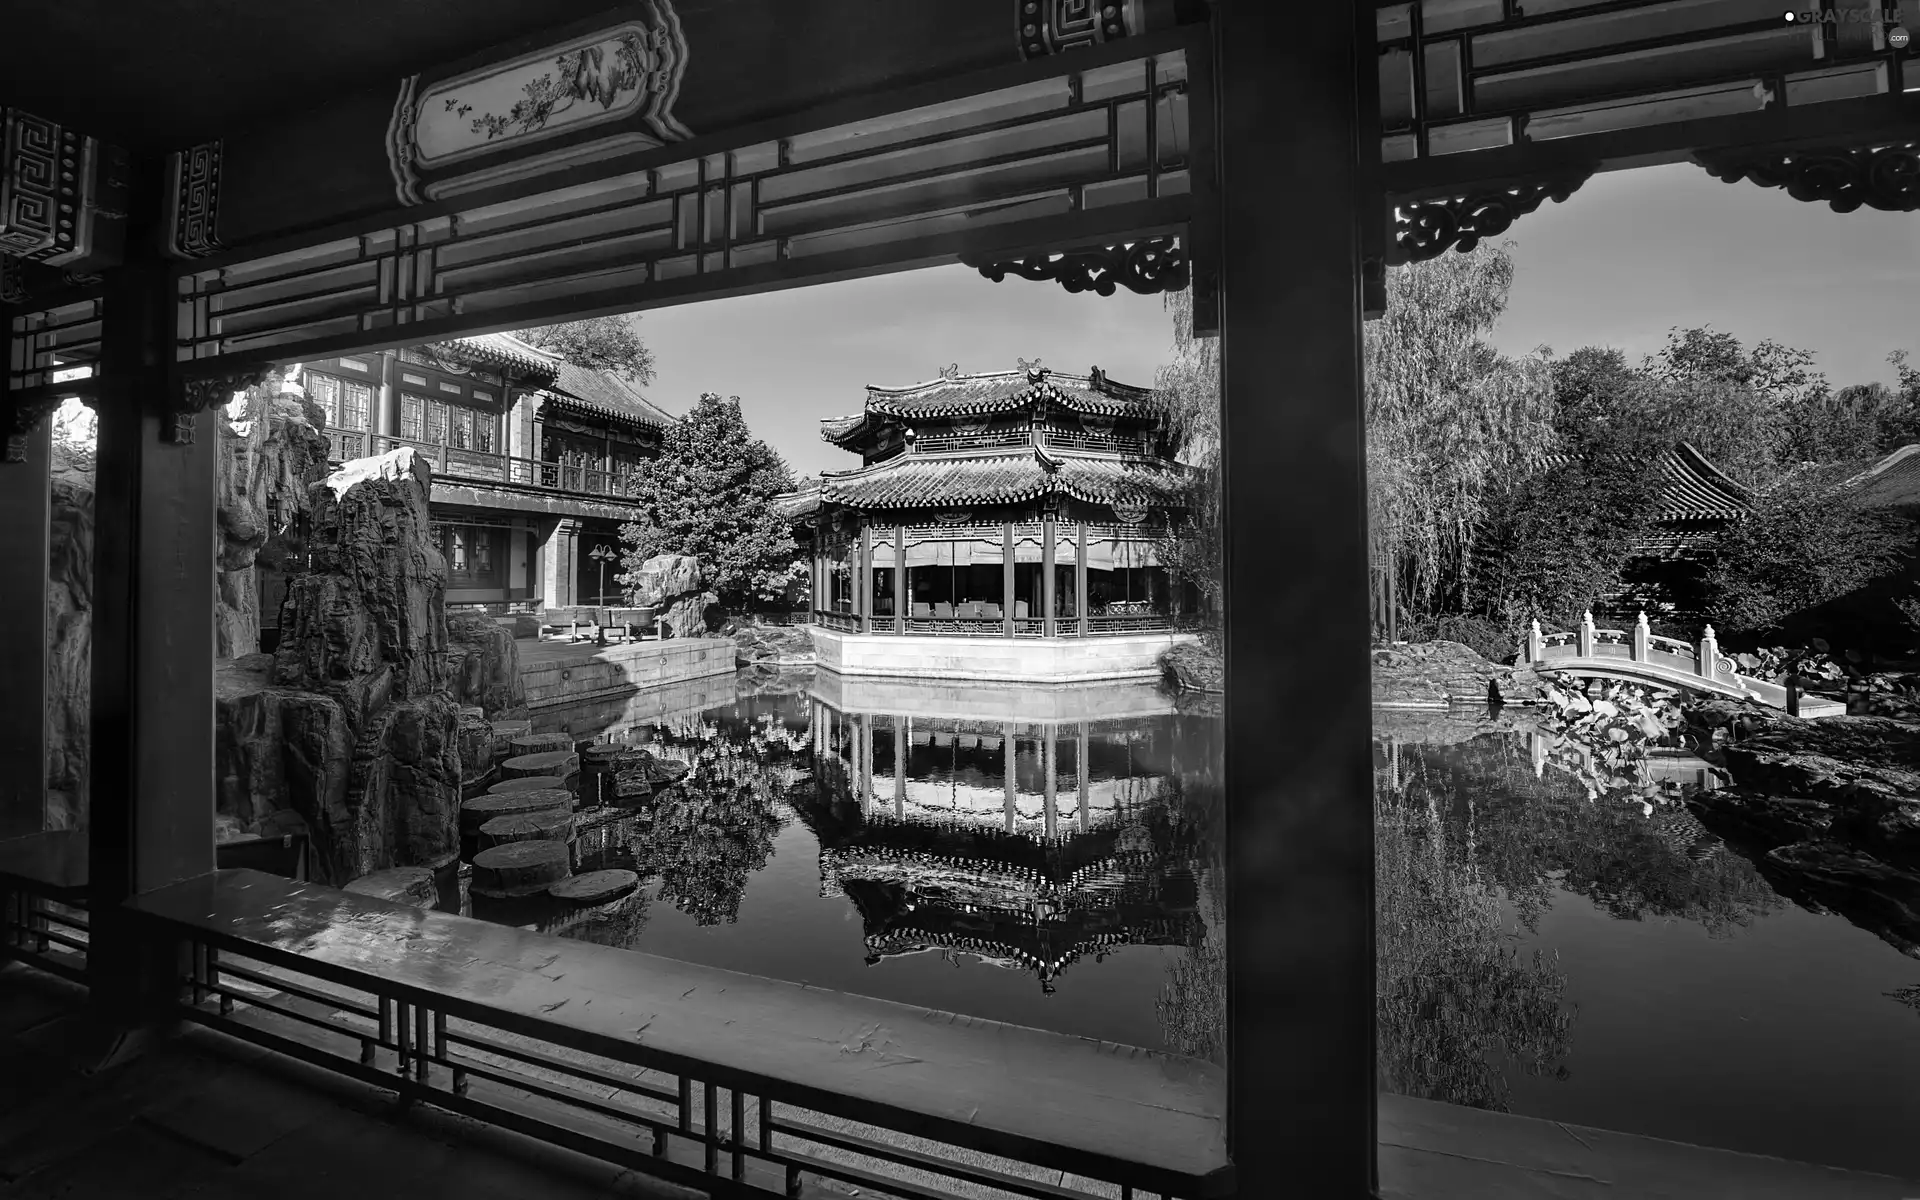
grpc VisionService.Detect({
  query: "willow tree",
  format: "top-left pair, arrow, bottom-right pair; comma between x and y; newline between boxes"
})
1151,287 -> 1222,623
1366,245 -> 1557,624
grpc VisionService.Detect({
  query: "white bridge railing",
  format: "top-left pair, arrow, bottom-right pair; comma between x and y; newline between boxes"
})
1521,611 -> 1741,687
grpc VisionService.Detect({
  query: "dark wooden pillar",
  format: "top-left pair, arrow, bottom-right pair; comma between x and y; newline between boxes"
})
856,521 -> 873,632
0,420 -> 52,838
1077,722 -> 1090,834
1075,517 -> 1089,636
90,194 -> 221,1022
1042,725 -> 1057,841
1002,723 -> 1018,834
1041,508 -> 1057,636
894,715 -> 907,819
1219,1 -> 1375,1195
892,525 -> 906,632
1002,522 -> 1016,635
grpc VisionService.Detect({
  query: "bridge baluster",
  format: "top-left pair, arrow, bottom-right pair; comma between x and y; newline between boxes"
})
1698,625 -> 1720,683
1631,611 -> 1650,663
1576,611 -> 1595,658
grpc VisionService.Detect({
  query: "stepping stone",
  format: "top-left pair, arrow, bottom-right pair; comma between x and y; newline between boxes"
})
343,867 -> 439,910
502,749 -> 579,779
491,718 -> 533,742
478,810 -> 576,849
471,841 -> 572,898
647,758 -> 691,785
550,869 -> 639,905
510,733 -> 575,757
488,774 -> 571,796
460,789 -> 572,834
611,768 -> 655,801
582,744 -> 631,766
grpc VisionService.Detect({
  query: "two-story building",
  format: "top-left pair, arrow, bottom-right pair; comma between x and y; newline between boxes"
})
262,332 -> 673,635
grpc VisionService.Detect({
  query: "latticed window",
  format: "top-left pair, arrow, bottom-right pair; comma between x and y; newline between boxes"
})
426,400 -> 447,444
339,382 -> 371,430
474,533 -> 492,572
472,411 -> 495,453
449,406 -> 471,450
306,372 -> 340,424
400,394 -> 424,441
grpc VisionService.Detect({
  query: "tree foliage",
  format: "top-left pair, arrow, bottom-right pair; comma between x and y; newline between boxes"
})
1151,287 -> 1222,619
1366,245 -> 1558,616
514,315 -> 657,384
616,393 -> 798,605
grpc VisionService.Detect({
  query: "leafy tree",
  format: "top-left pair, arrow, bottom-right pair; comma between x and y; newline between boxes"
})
1366,244 -> 1557,619
513,315 -> 657,384
1151,286 -> 1222,621
1699,477 -> 1912,638
616,393 -> 798,605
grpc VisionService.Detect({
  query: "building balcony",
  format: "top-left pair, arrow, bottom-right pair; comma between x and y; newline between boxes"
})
808,610 -> 1200,683
327,434 -> 646,503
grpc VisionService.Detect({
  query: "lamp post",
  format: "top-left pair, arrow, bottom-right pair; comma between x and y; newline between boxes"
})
589,543 -> 617,645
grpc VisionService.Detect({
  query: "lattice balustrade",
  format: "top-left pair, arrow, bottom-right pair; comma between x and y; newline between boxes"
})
172,33 -> 1201,375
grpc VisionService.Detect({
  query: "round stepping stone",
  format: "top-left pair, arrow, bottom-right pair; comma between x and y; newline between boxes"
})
510,734 -> 575,757
343,867 -> 440,910
551,869 -> 639,905
488,775 -> 571,796
611,768 -> 655,801
582,744 -> 631,767
479,810 -> 576,849
460,789 -> 572,834
502,749 -> 579,780
471,841 -> 572,898
491,719 -> 533,741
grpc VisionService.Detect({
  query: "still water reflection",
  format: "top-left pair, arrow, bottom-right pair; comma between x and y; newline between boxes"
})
1376,711 -> 1920,1179
482,672 -> 1225,1060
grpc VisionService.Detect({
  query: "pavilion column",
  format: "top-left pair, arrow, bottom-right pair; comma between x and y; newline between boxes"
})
1041,507 -> 1057,636
894,715 -> 907,819
0,420 -> 52,838
1042,725 -> 1058,841
374,351 -> 396,442
1003,723 -> 1018,834
1077,722 -> 1091,834
539,518 -> 580,608
856,521 -> 873,633
892,524 -> 906,632
1075,517 -> 1089,636
1001,522 -> 1015,635
89,214 -> 221,1023
1219,1 -> 1375,1193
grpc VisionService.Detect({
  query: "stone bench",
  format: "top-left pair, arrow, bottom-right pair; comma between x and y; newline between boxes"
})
126,869 -> 1232,1200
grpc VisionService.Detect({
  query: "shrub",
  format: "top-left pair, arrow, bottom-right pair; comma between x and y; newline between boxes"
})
1700,483 -> 1911,638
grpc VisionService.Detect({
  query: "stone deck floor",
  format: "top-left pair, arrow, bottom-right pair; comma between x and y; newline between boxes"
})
0,963 -> 699,1200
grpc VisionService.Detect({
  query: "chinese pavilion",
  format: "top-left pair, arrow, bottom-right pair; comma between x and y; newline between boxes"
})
783,365 -> 1200,682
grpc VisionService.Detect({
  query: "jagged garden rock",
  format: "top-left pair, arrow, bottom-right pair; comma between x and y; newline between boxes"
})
445,609 -> 529,718
1371,640 -> 1545,707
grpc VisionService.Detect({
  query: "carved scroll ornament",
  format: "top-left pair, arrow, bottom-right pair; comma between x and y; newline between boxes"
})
171,367 -> 276,445
969,236 -> 1190,297
1388,176 -> 1591,264
1694,142 -> 1920,213
4,391 -> 67,463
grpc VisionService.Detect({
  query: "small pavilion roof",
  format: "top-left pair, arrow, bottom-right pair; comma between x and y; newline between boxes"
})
541,362 -> 675,430
1840,444 -> 1920,513
810,446 -> 1191,511
430,332 -> 563,381
1655,442 -> 1751,522
821,367 -> 1158,447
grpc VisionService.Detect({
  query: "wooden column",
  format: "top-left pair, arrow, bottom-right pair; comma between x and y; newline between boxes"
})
0,420 -> 52,838
856,522 -> 873,632
1077,722 -> 1091,834
1075,518 -> 1089,636
91,212 -> 220,1022
1042,725 -> 1057,841
1002,723 -> 1018,834
894,715 -> 907,819
1002,522 -> 1016,635
892,525 -> 906,633
1041,508 -> 1057,636
1219,1 -> 1375,1194
858,713 -> 872,808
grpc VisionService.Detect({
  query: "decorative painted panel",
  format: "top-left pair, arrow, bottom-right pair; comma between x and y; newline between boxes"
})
173,32 -> 1202,374
1,108 -> 129,272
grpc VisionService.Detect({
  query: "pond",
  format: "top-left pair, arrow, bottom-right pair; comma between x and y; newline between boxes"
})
486,671 -> 1226,1062
1376,709 -> 1920,1180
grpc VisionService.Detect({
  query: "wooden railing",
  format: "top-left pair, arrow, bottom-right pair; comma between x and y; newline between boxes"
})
815,609 -> 1185,637
813,610 -> 860,633
1044,430 -> 1151,455
914,429 -> 1032,454
345,435 -> 645,500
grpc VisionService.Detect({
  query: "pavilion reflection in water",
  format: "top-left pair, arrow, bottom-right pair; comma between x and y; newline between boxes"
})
798,674 -> 1207,994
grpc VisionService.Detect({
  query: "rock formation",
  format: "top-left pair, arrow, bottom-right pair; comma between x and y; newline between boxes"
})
629,553 -> 717,639
215,384 -> 332,658
45,431 -> 94,831
1371,640 -> 1545,708
216,447 -> 528,883
1683,698 -> 1920,957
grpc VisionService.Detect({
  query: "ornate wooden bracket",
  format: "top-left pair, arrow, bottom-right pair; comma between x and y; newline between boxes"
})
1,108 -> 131,273
966,235 -> 1190,297
172,368 -> 274,445
4,390 -> 67,464
1386,175 -> 1592,265
1693,142 -> 1920,213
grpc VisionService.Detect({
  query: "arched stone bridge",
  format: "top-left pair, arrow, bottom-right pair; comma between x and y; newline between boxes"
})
1520,612 -> 1846,718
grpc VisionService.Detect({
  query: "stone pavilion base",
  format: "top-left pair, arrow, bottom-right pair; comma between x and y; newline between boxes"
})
809,627 -> 1195,684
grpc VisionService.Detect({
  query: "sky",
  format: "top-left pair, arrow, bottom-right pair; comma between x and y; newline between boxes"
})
630,163 -> 1917,481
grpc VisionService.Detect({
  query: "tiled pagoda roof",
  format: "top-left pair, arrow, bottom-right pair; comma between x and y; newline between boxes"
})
1841,444 -> 1920,513
821,367 -> 1158,447
1542,442 -> 1751,523
811,446 -> 1192,511
542,361 -> 674,429
431,331 -> 563,380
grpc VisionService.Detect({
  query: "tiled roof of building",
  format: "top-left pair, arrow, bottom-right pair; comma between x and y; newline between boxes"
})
433,332 -> 563,380
1842,444 -> 1920,512
1542,442 -> 1751,523
542,362 -> 675,429
811,447 -> 1191,510
821,367 -> 1158,447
